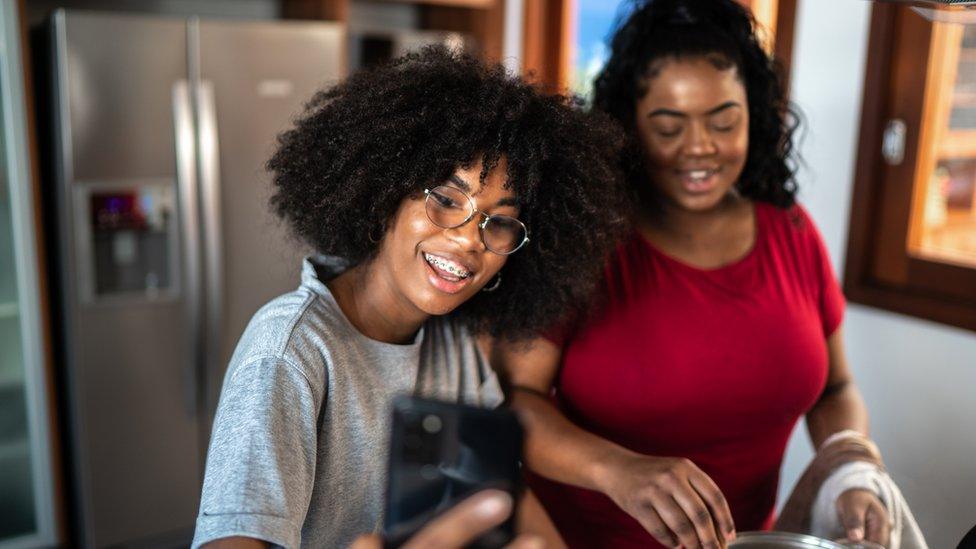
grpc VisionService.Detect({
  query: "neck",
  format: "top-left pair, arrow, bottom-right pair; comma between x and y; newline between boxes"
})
644,192 -> 746,241
327,261 -> 427,345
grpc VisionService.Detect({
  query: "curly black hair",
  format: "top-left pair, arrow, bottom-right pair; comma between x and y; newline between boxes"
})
268,46 -> 628,341
592,0 -> 800,208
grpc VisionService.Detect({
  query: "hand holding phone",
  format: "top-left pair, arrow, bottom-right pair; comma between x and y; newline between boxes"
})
352,490 -> 544,549
383,396 -> 524,549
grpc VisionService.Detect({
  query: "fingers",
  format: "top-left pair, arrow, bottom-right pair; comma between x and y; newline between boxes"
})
652,491 -> 719,549
616,457 -> 732,549
689,472 -> 736,543
630,501 -> 679,548
504,534 -> 546,549
837,497 -> 867,541
864,499 -> 891,547
349,534 -> 382,549
670,487 -> 725,549
402,490 -> 513,549
837,489 -> 887,544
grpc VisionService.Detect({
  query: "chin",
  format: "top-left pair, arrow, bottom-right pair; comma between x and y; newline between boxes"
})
423,302 -> 461,317
413,291 -> 470,317
672,193 -> 725,212
672,181 -> 737,210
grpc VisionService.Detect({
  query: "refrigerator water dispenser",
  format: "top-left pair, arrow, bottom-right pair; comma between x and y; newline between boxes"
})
74,180 -> 177,301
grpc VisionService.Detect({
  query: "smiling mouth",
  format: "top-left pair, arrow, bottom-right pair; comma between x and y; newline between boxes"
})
424,253 -> 472,281
681,168 -> 720,182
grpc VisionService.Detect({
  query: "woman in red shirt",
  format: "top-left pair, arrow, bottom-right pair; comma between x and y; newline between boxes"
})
495,1 -> 889,548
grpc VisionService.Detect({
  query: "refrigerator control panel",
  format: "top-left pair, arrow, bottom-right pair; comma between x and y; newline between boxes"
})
72,179 -> 178,304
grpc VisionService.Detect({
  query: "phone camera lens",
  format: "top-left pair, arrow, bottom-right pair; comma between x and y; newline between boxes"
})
422,414 -> 442,434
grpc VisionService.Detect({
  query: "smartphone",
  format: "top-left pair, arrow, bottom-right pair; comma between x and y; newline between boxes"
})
383,395 -> 524,548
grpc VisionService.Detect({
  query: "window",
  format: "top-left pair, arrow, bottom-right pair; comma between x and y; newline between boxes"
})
908,24 -> 976,265
737,0 -> 798,84
846,4 -> 976,332
569,0 -> 624,99
563,0 -> 797,99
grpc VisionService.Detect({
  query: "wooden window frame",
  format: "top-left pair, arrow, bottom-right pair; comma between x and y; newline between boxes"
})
739,0 -> 799,84
522,0 -> 573,91
845,4 -> 976,333
771,0 -> 798,89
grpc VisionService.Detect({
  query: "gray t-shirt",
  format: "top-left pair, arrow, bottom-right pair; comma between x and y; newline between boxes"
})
192,256 -> 504,549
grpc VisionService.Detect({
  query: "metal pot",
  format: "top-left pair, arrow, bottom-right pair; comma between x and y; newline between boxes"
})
729,531 -> 885,549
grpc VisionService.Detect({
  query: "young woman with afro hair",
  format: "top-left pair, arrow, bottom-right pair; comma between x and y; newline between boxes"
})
495,0 -> 889,547
191,46 -> 625,549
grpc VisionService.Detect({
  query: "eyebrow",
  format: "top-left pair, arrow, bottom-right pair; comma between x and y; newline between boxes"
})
449,174 -> 472,192
646,101 -> 742,119
449,174 -> 518,208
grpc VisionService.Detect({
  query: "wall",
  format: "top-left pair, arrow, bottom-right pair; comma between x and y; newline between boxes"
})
780,2 -> 976,547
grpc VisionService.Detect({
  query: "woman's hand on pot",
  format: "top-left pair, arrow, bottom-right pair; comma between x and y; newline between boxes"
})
598,452 -> 735,549
836,488 -> 890,547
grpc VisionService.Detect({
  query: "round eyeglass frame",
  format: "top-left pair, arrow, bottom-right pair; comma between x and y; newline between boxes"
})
423,186 -> 530,255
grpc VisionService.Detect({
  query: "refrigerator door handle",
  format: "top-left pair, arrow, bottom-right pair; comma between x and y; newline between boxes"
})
196,80 -> 224,416
173,79 -> 202,420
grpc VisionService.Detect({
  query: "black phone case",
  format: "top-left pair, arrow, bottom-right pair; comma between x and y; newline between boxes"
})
383,396 -> 524,549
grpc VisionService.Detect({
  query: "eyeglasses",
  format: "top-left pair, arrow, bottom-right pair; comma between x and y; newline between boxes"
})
424,186 -> 529,255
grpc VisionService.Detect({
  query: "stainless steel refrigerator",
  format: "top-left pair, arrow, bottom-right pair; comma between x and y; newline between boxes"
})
45,10 -> 344,547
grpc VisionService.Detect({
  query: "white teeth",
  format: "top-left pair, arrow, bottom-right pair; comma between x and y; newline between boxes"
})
424,253 -> 471,279
688,170 -> 711,181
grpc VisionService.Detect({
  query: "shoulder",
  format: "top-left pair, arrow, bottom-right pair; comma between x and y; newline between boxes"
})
229,287 -> 344,397
758,201 -> 817,234
757,201 -> 827,254
756,201 -> 840,294
235,288 -> 321,359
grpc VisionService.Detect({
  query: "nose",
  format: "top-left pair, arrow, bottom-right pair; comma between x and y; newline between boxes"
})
683,121 -> 717,157
444,214 -> 487,253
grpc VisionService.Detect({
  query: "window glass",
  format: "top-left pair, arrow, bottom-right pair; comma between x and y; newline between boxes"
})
909,24 -> 976,266
571,0 -> 627,100
569,0 -> 782,101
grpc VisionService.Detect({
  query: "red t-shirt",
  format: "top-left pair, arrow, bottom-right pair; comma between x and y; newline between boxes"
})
529,203 -> 845,548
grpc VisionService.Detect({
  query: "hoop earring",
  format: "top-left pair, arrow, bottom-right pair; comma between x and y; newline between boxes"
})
481,272 -> 502,293
368,224 -> 384,244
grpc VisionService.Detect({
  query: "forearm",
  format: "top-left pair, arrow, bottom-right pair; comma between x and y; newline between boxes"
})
511,388 -> 636,493
805,381 -> 870,448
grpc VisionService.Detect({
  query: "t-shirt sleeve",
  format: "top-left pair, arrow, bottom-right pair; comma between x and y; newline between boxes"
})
800,208 -> 846,337
192,356 -> 322,549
